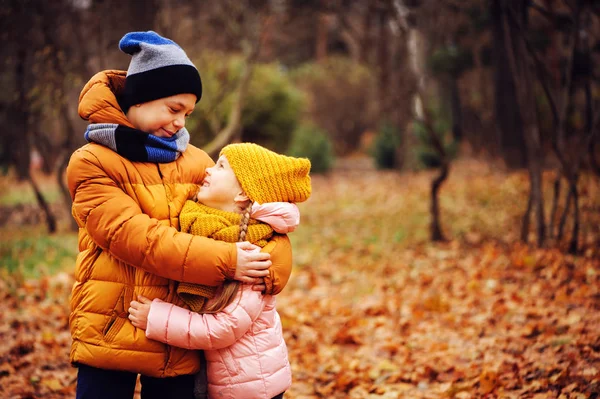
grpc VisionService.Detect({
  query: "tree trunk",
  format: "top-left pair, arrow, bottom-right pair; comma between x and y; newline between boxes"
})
57,97 -> 79,231
377,7 -> 390,118
406,22 -> 450,242
549,175 -> 561,239
57,152 -> 77,231
431,163 -> 449,241
585,68 -> 600,176
502,0 -> 545,246
568,185 -> 579,254
520,188 -> 532,242
557,187 -> 572,241
17,46 -> 57,233
259,13 -> 275,62
203,62 -> 253,159
203,31 -> 261,158
28,174 -> 57,234
530,152 -> 545,246
590,134 -> 600,176
450,76 -> 463,141
315,12 -> 329,61
13,48 -> 31,181
490,0 -> 526,168
361,3 -> 374,64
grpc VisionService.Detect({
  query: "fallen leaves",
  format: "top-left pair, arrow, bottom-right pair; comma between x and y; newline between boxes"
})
1,161 -> 600,398
479,369 -> 498,395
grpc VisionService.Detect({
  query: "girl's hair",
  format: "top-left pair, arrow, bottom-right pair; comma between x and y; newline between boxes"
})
201,201 -> 253,314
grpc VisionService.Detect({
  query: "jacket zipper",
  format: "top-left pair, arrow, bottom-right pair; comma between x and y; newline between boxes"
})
164,345 -> 172,375
158,163 -> 173,375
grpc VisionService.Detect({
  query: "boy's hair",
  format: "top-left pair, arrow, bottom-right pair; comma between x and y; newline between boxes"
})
118,31 -> 202,113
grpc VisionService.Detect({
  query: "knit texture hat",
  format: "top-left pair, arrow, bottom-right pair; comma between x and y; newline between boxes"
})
220,143 -> 312,204
119,31 -> 202,112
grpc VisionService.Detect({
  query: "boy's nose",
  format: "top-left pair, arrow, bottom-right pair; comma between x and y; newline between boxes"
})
173,116 -> 185,129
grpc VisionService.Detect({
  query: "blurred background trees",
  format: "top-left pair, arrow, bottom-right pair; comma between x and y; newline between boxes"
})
1,0 -> 599,252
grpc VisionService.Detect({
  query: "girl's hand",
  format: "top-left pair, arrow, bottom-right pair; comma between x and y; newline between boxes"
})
128,296 -> 152,330
235,242 -> 271,284
250,278 -> 266,292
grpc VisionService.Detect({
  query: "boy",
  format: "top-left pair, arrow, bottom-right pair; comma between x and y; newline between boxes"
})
67,31 -> 293,399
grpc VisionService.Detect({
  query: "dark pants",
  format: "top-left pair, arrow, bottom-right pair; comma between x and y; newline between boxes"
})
272,393 -> 285,399
76,364 -> 195,399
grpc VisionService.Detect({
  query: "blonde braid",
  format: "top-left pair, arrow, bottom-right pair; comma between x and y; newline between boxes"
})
204,202 -> 252,314
238,202 -> 253,242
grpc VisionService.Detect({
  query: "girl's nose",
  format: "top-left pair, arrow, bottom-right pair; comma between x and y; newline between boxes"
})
205,168 -> 213,176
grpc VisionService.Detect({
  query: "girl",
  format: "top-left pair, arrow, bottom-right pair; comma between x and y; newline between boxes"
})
67,32 -> 293,399
128,143 -> 312,399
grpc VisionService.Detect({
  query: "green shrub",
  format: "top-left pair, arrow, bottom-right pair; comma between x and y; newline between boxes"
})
188,52 -> 304,154
371,122 -> 401,170
290,57 -> 376,156
428,44 -> 473,77
288,124 -> 335,174
413,110 -> 458,169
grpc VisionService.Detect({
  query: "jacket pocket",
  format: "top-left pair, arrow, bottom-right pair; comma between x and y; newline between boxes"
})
219,348 -> 242,377
103,286 -> 132,343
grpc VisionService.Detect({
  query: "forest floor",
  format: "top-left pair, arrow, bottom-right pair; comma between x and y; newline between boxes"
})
1,158 -> 599,398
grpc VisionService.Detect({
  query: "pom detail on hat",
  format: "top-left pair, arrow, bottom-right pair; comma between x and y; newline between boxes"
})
220,143 -> 312,205
119,31 -> 179,54
118,31 -> 202,112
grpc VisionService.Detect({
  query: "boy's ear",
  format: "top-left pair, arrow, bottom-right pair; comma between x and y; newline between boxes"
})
234,192 -> 250,204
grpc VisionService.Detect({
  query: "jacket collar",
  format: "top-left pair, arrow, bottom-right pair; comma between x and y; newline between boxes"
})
78,70 -> 134,128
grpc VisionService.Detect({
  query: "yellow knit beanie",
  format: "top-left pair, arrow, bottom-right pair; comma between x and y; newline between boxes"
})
220,143 -> 311,204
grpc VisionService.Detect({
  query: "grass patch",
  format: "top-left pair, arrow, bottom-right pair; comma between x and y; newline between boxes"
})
0,227 -> 77,278
0,173 -> 63,206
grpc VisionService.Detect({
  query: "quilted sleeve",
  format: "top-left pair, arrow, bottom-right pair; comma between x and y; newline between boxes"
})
262,234 -> 293,295
67,147 -> 237,285
145,289 -> 264,350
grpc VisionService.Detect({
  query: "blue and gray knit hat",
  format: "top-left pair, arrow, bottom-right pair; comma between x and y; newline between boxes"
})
119,31 -> 202,113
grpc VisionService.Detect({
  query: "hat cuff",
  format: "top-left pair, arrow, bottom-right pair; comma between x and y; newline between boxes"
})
121,65 -> 202,112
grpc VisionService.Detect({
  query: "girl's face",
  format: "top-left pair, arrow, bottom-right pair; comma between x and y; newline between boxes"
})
126,93 -> 196,137
196,155 -> 247,212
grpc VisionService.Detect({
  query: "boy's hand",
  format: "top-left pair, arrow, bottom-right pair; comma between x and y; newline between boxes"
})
128,296 -> 152,330
235,242 -> 271,285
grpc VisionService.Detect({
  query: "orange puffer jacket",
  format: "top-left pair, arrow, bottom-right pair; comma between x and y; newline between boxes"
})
67,70 -> 292,378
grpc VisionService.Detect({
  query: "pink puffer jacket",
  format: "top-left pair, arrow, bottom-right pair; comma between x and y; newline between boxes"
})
146,285 -> 292,399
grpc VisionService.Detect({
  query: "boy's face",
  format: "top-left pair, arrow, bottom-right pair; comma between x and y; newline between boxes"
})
126,93 -> 196,137
197,155 -> 247,212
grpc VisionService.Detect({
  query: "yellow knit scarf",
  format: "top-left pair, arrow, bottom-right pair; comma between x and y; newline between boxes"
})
177,200 -> 274,312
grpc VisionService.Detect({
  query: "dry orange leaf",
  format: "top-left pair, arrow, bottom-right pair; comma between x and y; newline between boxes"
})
479,369 -> 498,395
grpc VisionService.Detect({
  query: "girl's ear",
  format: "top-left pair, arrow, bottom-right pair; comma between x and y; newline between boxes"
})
234,191 -> 250,204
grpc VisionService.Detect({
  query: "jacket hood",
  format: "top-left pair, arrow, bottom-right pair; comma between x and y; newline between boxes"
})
78,70 -> 134,128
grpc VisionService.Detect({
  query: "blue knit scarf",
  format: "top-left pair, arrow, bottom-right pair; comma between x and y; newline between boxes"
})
84,123 -> 190,163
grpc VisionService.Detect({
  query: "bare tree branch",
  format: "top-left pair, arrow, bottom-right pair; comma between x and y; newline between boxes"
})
506,5 -> 558,125
529,1 -> 556,22
202,13 -> 271,158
